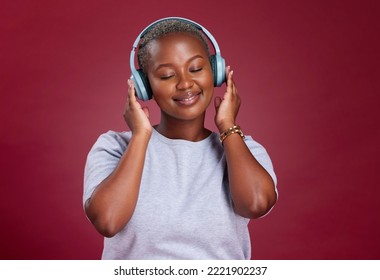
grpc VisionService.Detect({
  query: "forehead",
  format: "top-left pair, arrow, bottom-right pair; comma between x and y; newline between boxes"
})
147,32 -> 208,58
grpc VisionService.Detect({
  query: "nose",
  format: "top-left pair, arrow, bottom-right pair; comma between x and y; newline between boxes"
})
176,71 -> 194,90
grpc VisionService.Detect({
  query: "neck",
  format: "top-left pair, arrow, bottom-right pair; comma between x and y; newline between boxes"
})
154,113 -> 211,142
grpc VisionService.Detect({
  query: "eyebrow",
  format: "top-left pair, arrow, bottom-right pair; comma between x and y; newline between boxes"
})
154,54 -> 205,71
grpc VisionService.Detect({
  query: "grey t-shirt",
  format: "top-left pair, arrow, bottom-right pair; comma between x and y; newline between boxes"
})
83,128 -> 277,259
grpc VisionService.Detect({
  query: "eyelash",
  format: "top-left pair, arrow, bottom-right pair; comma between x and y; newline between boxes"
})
160,75 -> 174,80
159,67 -> 203,80
190,67 -> 203,73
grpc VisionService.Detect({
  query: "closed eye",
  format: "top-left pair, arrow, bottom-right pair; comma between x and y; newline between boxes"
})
190,68 -> 203,73
160,75 -> 174,80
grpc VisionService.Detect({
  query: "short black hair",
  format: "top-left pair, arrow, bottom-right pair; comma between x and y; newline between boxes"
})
137,19 -> 211,73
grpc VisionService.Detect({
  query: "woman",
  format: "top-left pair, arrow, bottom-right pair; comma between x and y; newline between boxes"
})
83,18 -> 277,259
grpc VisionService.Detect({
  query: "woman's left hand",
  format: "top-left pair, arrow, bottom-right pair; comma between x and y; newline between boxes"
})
214,66 -> 241,132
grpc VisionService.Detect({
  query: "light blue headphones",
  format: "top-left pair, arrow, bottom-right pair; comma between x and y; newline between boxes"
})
130,17 -> 226,101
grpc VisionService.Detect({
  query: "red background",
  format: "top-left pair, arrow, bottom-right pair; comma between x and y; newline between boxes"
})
1,0 -> 379,259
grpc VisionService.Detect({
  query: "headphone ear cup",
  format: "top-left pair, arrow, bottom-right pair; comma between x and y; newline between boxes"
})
132,69 -> 153,101
210,55 -> 217,86
210,55 -> 226,87
138,70 -> 153,100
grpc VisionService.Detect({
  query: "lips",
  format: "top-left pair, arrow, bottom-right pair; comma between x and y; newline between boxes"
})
173,92 -> 201,105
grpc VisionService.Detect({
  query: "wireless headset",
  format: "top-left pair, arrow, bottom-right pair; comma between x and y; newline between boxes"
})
130,17 -> 226,101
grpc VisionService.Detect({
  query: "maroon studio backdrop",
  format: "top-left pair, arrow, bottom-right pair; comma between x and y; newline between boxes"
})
1,0 -> 379,259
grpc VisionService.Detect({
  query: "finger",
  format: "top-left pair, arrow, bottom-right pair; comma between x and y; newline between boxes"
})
225,69 -> 234,98
142,106 -> 150,119
125,80 -> 132,110
224,66 -> 231,86
128,79 -> 136,103
225,65 -> 230,80
214,96 -> 222,111
227,69 -> 239,97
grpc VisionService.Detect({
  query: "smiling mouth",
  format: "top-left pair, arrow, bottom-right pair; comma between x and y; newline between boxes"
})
173,92 -> 201,105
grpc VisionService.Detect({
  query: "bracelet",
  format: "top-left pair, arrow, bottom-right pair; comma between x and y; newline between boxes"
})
219,125 -> 245,143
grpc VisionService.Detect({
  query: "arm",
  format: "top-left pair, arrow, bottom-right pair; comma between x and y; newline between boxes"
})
85,80 -> 152,237
222,133 -> 277,218
214,67 -> 277,219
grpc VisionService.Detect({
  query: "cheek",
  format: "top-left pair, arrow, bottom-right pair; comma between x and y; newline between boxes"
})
199,71 -> 214,91
149,80 -> 169,98
201,65 -> 215,87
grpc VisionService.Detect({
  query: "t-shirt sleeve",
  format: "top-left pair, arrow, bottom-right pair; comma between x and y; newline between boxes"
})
244,136 -> 278,194
83,131 -> 130,206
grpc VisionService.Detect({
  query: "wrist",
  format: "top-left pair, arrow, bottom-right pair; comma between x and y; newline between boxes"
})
132,128 -> 152,141
217,121 -> 235,133
219,124 -> 245,144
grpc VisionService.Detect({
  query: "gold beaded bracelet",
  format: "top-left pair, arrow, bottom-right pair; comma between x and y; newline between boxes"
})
219,125 -> 245,143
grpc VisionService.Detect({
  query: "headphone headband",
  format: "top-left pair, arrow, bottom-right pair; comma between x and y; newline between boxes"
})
130,17 -> 225,101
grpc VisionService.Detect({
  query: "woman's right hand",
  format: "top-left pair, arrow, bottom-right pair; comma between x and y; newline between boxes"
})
124,79 -> 152,137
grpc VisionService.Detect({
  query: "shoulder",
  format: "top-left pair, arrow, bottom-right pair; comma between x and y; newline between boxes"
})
96,130 -> 132,145
89,130 -> 133,156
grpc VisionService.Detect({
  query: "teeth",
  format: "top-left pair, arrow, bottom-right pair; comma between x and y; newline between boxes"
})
176,95 -> 197,101
183,96 -> 195,101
